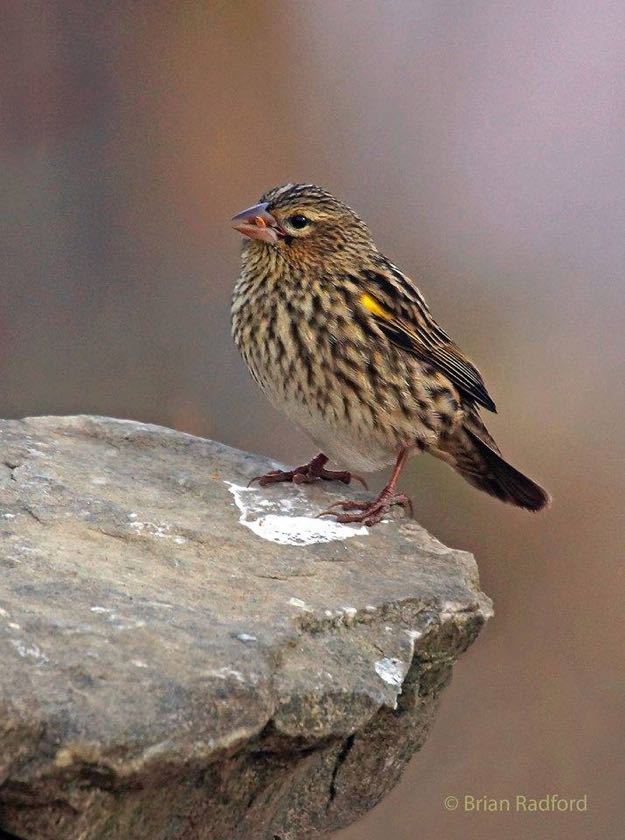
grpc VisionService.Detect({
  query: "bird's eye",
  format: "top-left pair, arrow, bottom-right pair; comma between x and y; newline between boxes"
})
288,214 -> 310,230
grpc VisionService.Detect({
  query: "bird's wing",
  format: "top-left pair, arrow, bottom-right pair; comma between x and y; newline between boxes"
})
357,262 -> 497,412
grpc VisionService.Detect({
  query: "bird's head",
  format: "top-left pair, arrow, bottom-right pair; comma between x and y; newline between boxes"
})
231,183 -> 375,270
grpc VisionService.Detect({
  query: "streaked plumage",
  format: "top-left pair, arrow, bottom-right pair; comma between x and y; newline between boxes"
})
231,183 -> 549,524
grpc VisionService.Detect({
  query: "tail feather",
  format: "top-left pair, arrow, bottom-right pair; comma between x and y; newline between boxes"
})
440,426 -> 550,512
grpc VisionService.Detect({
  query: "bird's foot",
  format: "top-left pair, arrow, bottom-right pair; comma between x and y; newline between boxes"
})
248,454 -> 368,489
318,488 -> 413,526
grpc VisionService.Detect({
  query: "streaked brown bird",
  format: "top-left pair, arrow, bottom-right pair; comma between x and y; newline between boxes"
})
231,184 -> 549,525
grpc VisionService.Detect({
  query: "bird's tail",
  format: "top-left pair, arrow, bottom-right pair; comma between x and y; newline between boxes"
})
434,418 -> 550,512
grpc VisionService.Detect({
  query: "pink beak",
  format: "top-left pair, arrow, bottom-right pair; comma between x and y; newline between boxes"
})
231,202 -> 282,243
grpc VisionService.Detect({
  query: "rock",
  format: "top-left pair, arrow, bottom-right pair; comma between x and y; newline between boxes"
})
0,416 -> 492,839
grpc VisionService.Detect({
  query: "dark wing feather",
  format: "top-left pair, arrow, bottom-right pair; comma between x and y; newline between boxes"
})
361,262 -> 497,412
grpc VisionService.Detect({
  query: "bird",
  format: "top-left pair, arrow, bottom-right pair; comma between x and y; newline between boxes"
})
230,183 -> 550,526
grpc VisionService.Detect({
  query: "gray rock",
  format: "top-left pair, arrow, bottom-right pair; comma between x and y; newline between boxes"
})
0,416 -> 492,839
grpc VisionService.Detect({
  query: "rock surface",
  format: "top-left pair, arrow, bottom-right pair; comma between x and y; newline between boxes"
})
0,416 -> 492,840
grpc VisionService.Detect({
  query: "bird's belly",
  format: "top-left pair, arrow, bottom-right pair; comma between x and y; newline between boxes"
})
268,389 -> 398,472
240,338 -> 447,471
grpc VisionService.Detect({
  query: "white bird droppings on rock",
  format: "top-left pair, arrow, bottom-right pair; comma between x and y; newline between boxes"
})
374,657 -> 406,688
129,520 -> 186,544
225,482 -> 368,545
235,633 -> 257,643
206,667 -> 247,683
10,639 -> 49,663
341,606 -> 358,625
288,597 -> 313,612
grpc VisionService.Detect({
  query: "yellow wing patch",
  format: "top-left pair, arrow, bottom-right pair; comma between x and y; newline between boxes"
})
360,293 -> 393,320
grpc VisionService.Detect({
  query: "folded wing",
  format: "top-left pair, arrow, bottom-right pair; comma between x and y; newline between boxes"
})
359,264 -> 497,412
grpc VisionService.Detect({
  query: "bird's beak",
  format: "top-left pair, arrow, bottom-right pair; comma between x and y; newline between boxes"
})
231,202 -> 282,243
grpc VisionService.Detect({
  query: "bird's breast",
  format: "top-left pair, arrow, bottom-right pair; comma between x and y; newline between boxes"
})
231,261 -> 463,467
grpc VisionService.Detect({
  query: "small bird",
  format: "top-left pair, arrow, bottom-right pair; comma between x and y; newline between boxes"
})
230,184 -> 549,525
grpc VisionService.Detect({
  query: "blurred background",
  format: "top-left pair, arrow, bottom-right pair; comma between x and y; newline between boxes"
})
2,1 -> 624,837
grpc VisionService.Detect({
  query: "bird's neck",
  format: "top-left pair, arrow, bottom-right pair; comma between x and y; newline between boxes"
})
239,241 -> 319,294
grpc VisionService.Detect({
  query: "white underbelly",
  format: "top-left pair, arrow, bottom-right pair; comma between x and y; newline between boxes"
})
266,388 -> 398,473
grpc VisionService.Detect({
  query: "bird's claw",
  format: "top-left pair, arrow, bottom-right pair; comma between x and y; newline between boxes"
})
248,464 -> 368,489
247,469 -> 295,488
315,468 -> 368,489
318,492 -> 413,526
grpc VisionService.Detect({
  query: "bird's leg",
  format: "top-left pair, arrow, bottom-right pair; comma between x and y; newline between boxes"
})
318,448 -> 413,526
249,453 -> 368,489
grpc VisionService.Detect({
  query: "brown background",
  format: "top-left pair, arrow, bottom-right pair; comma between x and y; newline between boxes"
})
2,2 -> 624,838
